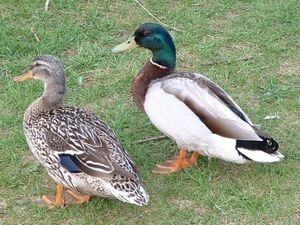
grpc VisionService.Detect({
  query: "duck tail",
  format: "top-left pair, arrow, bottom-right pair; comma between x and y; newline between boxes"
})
113,184 -> 149,206
109,176 -> 149,206
236,130 -> 284,162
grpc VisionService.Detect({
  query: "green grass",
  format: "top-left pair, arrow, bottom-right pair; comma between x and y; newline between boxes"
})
0,0 -> 299,224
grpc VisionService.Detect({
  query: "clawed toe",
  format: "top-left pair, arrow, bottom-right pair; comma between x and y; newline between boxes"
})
40,184 -> 90,208
152,150 -> 200,175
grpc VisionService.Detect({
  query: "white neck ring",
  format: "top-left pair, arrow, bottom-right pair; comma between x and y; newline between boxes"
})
150,57 -> 168,69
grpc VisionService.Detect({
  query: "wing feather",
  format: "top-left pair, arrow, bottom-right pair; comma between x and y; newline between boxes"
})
44,107 -> 137,179
158,73 -> 261,141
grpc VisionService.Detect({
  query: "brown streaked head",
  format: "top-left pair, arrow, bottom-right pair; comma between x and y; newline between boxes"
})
14,55 -> 65,85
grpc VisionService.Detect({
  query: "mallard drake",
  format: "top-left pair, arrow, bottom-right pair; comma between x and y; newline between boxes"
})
14,55 -> 148,207
113,23 -> 284,174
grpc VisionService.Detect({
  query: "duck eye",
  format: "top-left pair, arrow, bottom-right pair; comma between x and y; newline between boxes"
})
143,30 -> 151,36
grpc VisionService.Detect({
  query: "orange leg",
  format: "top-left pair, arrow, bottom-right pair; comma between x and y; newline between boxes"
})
42,184 -> 65,209
152,149 -> 198,174
66,190 -> 90,204
189,152 -> 200,165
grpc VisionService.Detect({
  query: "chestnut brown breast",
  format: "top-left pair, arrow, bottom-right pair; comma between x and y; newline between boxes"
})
131,61 -> 174,111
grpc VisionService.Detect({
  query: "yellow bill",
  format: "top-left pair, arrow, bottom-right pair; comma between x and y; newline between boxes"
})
112,37 -> 138,53
13,70 -> 33,82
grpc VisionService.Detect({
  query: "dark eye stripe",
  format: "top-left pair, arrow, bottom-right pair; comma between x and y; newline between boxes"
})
30,63 -> 39,69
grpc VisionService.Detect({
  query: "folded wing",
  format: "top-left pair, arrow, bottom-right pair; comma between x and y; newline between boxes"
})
159,73 -> 262,141
44,107 -> 137,179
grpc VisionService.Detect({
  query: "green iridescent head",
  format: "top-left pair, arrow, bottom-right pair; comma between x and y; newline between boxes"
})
113,23 -> 176,69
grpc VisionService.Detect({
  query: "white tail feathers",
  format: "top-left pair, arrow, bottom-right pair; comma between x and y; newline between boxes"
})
237,148 -> 285,163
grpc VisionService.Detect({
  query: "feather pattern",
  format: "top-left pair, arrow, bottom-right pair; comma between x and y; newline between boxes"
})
24,105 -> 148,206
158,73 -> 261,141
20,55 -> 148,206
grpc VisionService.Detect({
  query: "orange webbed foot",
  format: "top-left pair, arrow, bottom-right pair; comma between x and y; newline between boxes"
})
152,149 -> 199,174
66,190 -> 90,204
42,184 -> 65,209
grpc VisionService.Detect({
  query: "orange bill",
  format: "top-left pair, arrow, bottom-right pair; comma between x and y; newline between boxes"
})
14,70 -> 33,82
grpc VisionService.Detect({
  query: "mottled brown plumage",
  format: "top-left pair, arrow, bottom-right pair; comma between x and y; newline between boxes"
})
15,55 -> 149,207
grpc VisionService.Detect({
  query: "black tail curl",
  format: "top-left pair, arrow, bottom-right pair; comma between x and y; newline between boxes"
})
264,137 -> 279,152
236,137 -> 279,154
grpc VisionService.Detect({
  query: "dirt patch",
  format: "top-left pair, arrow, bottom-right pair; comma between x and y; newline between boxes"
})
177,50 -> 197,69
80,67 -> 114,87
278,61 -> 300,76
16,196 -> 40,207
220,42 -> 249,53
0,128 -> 9,139
83,94 -> 119,113
101,94 -> 119,106
0,198 -> 7,214
63,48 -> 77,58
81,74 -> 95,87
218,42 -> 259,61
208,11 -> 239,31
22,154 -> 39,166
114,30 -> 133,38
173,198 -> 208,215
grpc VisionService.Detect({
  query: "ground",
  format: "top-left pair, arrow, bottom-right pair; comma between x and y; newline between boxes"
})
0,0 -> 299,224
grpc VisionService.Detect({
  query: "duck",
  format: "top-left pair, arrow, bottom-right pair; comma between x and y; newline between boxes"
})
112,23 -> 284,174
14,55 -> 149,208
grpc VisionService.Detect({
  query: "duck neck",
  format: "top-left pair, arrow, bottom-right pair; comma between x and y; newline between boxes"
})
131,60 -> 175,111
151,43 -> 176,69
25,81 -> 66,123
41,81 -> 66,109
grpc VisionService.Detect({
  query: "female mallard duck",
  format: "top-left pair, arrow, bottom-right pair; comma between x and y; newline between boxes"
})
113,23 -> 284,174
14,55 -> 148,207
